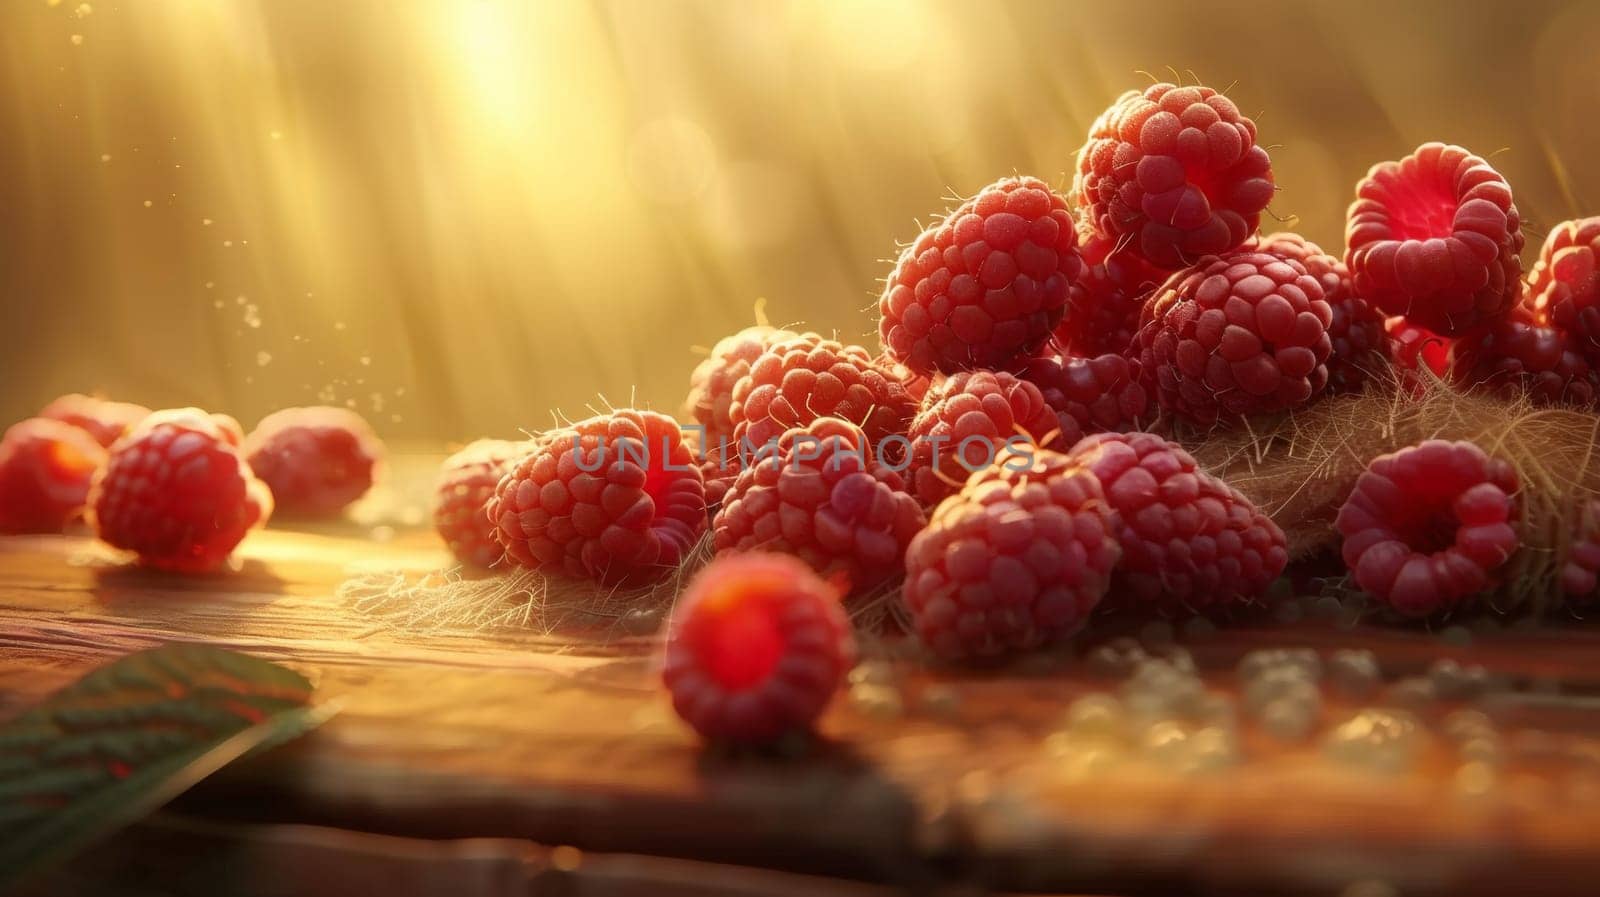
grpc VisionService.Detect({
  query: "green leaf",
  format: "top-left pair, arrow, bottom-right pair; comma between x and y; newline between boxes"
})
0,644 -> 334,892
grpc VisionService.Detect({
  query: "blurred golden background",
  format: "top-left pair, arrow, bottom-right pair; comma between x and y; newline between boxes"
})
5,0 -> 1600,443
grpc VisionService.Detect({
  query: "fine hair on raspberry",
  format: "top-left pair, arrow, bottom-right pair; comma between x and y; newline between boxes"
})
729,331 -> 915,452
904,370 -> 1064,506
685,324 -> 799,446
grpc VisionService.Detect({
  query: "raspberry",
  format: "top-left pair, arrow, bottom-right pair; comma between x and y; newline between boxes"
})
1561,499 -> 1600,603
1016,350 -> 1151,438
685,325 -> 799,445
1069,432 -> 1287,613
1252,232 -> 1389,394
1074,82 -> 1275,269
904,371 -> 1065,506
38,393 -> 150,447
434,438 -> 528,568
489,410 -> 705,586
1385,316 -> 1452,378
1132,251 -> 1333,426
244,406 -> 384,517
879,176 -> 1082,374
0,418 -> 107,534
87,409 -> 273,572
712,418 -> 925,597
729,332 -> 915,451
1334,439 -> 1519,617
1053,232 -> 1170,357
1450,305 -> 1599,407
1528,217 -> 1600,354
903,448 -> 1119,660
1344,142 -> 1523,336
663,552 -> 854,743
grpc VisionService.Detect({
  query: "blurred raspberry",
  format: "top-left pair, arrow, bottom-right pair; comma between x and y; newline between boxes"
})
905,371 -> 1065,506
88,409 -> 273,572
38,393 -> 150,448
244,406 -> 384,517
1016,350 -> 1151,438
713,418 -> 925,597
0,418 -> 107,534
1132,251 -> 1332,426
879,176 -> 1082,374
1074,82 -> 1275,269
1450,305 -> 1599,407
1252,232 -> 1389,394
434,438 -> 528,568
489,410 -> 705,586
1561,499 -> 1600,603
1528,217 -> 1600,355
685,324 -> 799,446
1069,431 -> 1287,613
663,552 -> 854,743
1385,316 -> 1452,379
1053,232 -> 1170,357
903,448 -> 1119,660
1334,439 -> 1519,617
730,332 -> 915,451
1345,142 -> 1523,336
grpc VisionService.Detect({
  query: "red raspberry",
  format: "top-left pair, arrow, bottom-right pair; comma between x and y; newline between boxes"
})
1450,306 -> 1599,407
1385,316 -> 1452,378
87,409 -> 273,572
1053,232 -> 1170,357
903,448 -> 1119,660
1252,232 -> 1390,394
1345,142 -> 1523,336
0,418 -> 107,534
1334,439 -> 1519,617
1074,82 -> 1275,269
434,438 -> 528,568
879,176 -> 1082,374
244,406 -> 384,517
905,371 -> 1065,506
1016,350 -> 1151,438
1133,251 -> 1333,426
1528,217 -> 1600,355
663,552 -> 853,743
1561,499 -> 1600,603
489,410 -> 705,586
730,332 -> 915,451
38,393 -> 150,447
712,418 -> 925,597
685,325 -> 799,445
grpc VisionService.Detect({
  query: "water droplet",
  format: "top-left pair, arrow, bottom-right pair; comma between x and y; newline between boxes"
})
222,240 -> 233,247
243,304 -> 261,328
74,3 -> 92,18
99,153 -> 110,162
142,199 -> 153,208
202,218 -> 213,226
255,351 -> 272,367
69,34 -> 83,46
359,355 -> 372,366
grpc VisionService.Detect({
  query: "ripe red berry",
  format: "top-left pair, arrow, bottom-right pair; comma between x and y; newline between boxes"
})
1385,316 -> 1452,378
38,393 -> 150,448
434,438 -> 528,568
685,325 -> 799,446
1132,251 -> 1333,426
489,410 -> 706,586
1334,439 -> 1519,617
904,371 -> 1064,506
1252,232 -> 1389,394
1053,232 -> 1170,357
1450,306 -> 1599,407
1069,431 -> 1287,613
1528,217 -> 1600,356
903,448 -> 1119,660
1016,350 -> 1151,438
1345,142 -> 1523,336
244,406 -> 384,517
879,176 -> 1082,374
713,418 -> 925,597
729,332 -> 915,451
1561,499 -> 1600,603
1074,82 -> 1275,269
88,409 -> 273,572
663,552 -> 854,743
0,418 -> 107,534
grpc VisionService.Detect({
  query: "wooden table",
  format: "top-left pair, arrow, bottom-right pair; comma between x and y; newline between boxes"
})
3,456 -> 1600,897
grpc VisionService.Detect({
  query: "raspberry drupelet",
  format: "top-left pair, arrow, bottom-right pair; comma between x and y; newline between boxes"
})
1132,250 -> 1333,427
1016,350 -> 1151,439
488,410 -> 706,586
712,418 -> 925,598
1053,231 -> 1171,357
88,409 -> 274,572
729,332 -> 915,451
434,438 -> 529,568
244,406 -> 384,517
1344,142 -> 1523,336
903,448 -> 1119,661
1385,316 -> 1452,379
904,371 -> 1065,507
1069,431 -> 1287,614
1334,439 -> 1519,617
663,552 -> 854,743
38,393 -> 151,448
879,176 -> 1083,374
1252,232 -> 1390,394
0,418 -> 107,534
1527,217 -> 1600,356
685,324 -> 799,446
1074,82 -> 1275,269
1450,306 -> 1599,408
